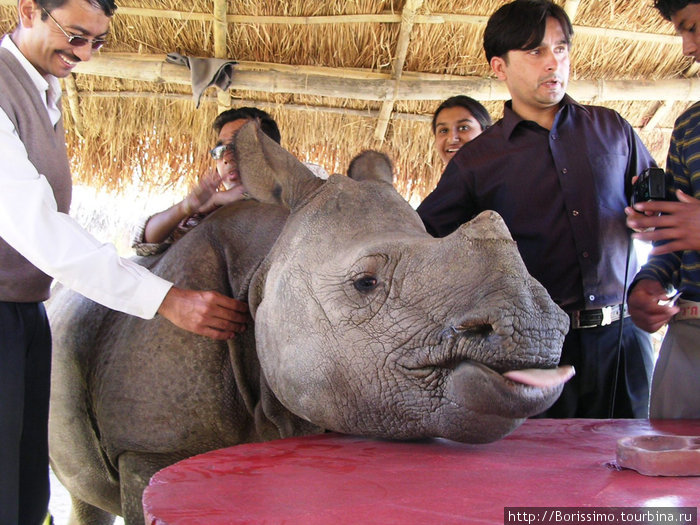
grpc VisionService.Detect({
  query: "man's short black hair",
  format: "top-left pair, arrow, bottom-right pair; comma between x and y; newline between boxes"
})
483,0 -> 573,63
38,0 -> 117,17
654,0 -> 700,20
212,107 -> 282,144
431,95 -> 492,134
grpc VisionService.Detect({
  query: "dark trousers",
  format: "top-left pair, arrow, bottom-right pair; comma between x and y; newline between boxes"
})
538,318 -> 654,418
0,302 -> 52,525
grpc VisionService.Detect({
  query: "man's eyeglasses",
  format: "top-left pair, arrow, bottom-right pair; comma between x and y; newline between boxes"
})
209,143 -> 234,160
41,7 -> 107,50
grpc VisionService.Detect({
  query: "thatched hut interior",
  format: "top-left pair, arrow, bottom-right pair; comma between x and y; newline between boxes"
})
0,0 -> 695,209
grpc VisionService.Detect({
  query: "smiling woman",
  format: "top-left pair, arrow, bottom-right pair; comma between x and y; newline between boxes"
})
431,95 -> 492,166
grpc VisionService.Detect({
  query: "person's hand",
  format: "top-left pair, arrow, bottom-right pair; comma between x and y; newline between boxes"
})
157,286 -> 251,340
182,169 -> 222,215
625,189 -> 700,254
198,185 -> 247,214
627,279 -> 679,333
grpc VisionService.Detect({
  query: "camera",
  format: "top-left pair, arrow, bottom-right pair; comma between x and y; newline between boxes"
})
630,167 -> 676,205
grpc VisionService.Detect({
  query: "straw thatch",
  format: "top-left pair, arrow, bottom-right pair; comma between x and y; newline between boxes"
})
0,0 -> 695,203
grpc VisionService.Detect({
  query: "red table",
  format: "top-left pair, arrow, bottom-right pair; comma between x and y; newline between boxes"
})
143,419 -> 700,524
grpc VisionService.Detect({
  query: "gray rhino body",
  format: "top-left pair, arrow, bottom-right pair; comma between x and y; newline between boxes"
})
48,124 -> 570,524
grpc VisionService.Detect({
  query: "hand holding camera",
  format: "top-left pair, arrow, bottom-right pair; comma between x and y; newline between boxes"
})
630,167 -> 677,206
626,169 -> 700,254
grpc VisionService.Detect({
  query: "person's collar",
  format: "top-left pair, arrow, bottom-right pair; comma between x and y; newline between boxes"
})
1,34 -> 62,104
501,95 -> 583,139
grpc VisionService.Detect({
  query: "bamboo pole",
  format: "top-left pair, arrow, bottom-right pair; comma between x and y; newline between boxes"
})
374,0 -> 424,143
61,73 -> 84,139
0,0 -> 678,46
563,0 -> 580,23
65,90 -> 681,135
73,54 -> 700,102
71,90 -> 434,122
642,100 -> 673,131
212,0 -> 231,112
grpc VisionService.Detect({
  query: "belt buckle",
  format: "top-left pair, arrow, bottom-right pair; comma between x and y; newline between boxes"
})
601,306 -> 613,326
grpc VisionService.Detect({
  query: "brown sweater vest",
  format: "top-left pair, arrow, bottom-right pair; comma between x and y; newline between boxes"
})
0,46 -> 72,302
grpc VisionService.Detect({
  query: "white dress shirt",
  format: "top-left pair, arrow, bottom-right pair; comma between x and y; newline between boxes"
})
0,35 -> 172,319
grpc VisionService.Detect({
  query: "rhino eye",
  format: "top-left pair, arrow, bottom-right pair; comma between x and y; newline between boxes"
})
353,275 -> 378,293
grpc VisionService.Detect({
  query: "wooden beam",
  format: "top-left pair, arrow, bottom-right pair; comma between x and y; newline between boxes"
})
0,0 -> 679,46
61,74 -> 84,139
69,90 -> 434,122
685,62 -> 700,78
563,0 -> 581,23
212,0 -> 231,112
80,89 -> 675,135
643,100 -> 673,131
73,54 -> 700,103
374,0 -> 424,142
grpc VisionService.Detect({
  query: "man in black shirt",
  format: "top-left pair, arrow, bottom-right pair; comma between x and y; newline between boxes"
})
418,0 -> 655,418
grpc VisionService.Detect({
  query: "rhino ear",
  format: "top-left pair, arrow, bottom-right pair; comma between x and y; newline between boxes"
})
347,150 -> 394,185
233,121 -> 324,209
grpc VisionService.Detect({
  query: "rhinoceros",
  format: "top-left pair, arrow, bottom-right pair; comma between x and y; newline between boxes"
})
47,122 -> 572,524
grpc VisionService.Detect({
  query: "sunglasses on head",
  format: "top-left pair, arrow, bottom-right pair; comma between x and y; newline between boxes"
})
42,7 -> 107,50
209,143 -> 234,160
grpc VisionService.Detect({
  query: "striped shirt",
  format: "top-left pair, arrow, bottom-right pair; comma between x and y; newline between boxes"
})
632,101 -> 700,300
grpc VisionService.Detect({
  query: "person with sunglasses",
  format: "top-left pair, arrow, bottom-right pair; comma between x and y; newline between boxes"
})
132,107 -> 283,255
0,1 -> 251,523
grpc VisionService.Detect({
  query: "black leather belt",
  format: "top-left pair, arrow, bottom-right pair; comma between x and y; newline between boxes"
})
567,304 -> 629,329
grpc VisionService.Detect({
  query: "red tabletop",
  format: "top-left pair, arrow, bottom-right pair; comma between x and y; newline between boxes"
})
143,419 -> 700,524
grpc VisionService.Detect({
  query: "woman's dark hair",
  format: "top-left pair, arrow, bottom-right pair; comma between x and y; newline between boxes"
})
212,107 -> 281,144
431,96 -> 492,134
483,0 -> 573,63
654,0 -> 700,20
39,0 -> 117,17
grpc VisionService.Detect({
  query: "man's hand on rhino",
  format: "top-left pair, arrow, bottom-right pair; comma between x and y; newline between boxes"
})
627,279 -> 678,333
158,286 -> 250,339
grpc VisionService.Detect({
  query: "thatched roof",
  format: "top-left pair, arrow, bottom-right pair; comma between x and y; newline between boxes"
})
0,0 -> 695,204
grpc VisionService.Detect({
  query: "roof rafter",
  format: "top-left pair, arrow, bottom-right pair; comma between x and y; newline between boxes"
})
374,0 -> 423,143
563,0 -> 581,22
213,0 -> 230,111
73,53 -> 700,103
0,1 -> 679,46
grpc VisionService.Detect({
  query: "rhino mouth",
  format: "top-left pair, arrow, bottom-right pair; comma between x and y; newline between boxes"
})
445,360 -> 574,419
406,313 -> 572,419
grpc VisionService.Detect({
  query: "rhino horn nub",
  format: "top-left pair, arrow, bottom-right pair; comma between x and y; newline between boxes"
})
456,210 -> 514,242
234,121 -> 323,210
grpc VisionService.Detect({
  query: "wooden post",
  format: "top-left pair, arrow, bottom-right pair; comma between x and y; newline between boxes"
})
643,100 -> 672,132
374,0 -> 424,143
213,0 -> 231,113
62,74 -> 84,139
564,0 -> 580,23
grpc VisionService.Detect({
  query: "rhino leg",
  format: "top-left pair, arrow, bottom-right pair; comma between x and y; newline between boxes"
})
119,451 -> 181,525
68,495 -> 115,525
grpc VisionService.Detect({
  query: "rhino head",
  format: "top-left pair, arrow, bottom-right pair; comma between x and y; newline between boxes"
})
234,122 -> 572,444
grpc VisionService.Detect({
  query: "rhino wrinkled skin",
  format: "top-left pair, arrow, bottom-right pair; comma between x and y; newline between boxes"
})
47,123 -> 570,524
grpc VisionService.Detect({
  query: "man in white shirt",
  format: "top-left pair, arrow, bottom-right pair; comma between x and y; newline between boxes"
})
0,1 -> 249,523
